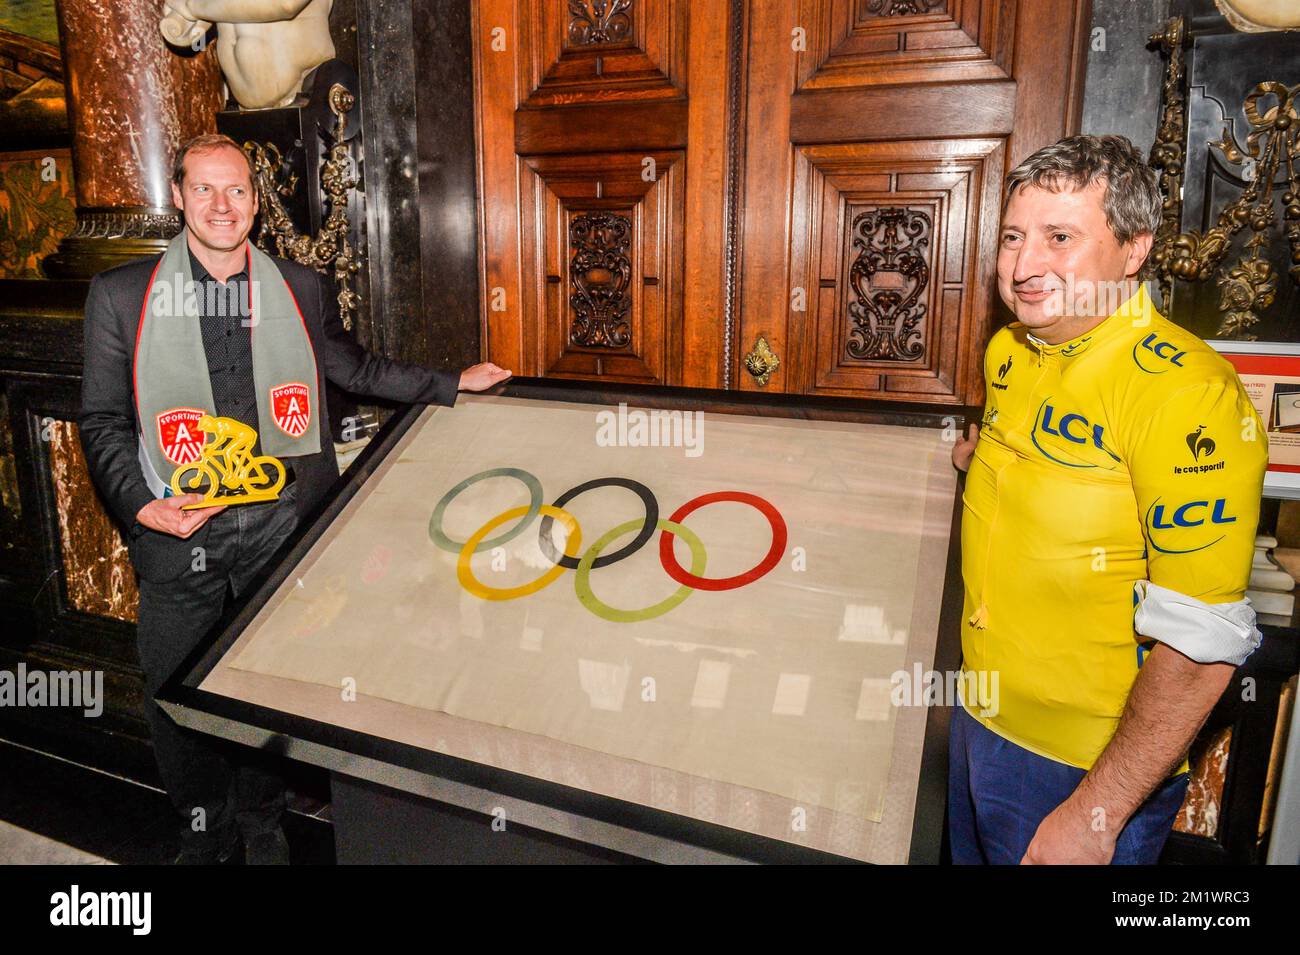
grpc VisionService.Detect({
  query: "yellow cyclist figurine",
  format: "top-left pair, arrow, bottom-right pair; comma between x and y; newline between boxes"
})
197,413 -> 258,489
169,415 -> 285,507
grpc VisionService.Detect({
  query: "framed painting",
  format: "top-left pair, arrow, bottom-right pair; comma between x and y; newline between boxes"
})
157,378 -> 968,863
1211,341 -> 1300,500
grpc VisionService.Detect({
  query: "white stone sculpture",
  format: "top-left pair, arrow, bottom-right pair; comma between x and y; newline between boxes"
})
1214,0 -> 1300,32
160,0 -> 336,110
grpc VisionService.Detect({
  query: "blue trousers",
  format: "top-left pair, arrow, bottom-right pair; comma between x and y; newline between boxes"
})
948,703 -> 1189,864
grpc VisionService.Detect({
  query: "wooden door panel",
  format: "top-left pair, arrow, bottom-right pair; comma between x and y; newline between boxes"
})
514,100 -> 689,154
789,80 -> 1016,143
790,138 -> 1003,402
474,0 -> 1089,399
798,0 -> 1015,91
737,0 -> 1089,403
475,0 -> 708,386
521,151 -> 685,384
522,0 -> 686,106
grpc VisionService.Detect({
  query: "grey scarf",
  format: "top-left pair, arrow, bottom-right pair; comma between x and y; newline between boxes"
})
133,232 -> 320,496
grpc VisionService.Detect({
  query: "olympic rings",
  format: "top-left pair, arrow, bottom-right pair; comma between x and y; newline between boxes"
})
429,468 -> 786,621
538,477 -> 658,570
575,519 -> 706,623
429,467 -> 543,553
457,504 -> 581,600
660,491 -> 788,592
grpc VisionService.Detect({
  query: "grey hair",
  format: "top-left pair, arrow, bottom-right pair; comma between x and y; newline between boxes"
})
1004,135 -> 1161,246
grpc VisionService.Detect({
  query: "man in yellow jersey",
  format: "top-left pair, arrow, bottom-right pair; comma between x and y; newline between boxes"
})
949,135 -> 1267,864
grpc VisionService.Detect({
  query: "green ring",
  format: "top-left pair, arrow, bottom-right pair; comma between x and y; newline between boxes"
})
574,518 -> 707,623
429,467 -> 544,553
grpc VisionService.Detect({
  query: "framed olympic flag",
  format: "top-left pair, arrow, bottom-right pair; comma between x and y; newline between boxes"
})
1210,341 -> 1300,500
157,378 -> 966,864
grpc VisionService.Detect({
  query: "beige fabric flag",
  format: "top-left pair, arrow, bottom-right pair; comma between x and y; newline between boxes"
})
216,396 -> 957,859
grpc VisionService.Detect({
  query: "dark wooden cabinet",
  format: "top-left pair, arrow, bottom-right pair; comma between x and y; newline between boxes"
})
473,0 -> 1092,403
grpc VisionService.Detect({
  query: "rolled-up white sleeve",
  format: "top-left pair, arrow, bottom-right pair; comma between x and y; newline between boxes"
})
1133,580 -> 1262,665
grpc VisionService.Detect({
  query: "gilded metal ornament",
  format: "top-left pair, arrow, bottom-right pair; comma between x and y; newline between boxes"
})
743,335 -> 781,386
1146,16 -> 1190,310
1148,16 -> 1300,340
244,83 -> 363,330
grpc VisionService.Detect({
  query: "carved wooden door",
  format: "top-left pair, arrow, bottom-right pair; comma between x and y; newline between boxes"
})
474,0 -> 720,387
472,1 -> 1091,402
735,0 -> 1091,404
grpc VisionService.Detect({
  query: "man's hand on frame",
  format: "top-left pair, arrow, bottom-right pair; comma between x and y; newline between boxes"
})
458,362 -> 513,392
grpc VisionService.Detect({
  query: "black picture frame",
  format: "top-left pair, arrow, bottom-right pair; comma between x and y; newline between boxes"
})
156,377 -> 972,864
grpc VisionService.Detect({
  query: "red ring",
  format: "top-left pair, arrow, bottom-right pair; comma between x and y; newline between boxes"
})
659,491 -> 787,592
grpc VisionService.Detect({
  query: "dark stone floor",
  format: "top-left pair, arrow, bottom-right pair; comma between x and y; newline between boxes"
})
0,737 -> 335,864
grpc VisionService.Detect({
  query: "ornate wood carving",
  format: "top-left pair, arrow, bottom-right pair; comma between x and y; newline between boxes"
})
863,0 -> 945,16
721,0 -> 747,388
568,0 -> 633,45
772,137 -> 1004,402
519,150 -> 684,384
569,212 -> 634,347
846,207 -> 931,361
476,0 -> 1091,398
523,0 -> 683,107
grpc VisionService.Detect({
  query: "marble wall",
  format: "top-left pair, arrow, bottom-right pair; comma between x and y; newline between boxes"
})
1081,0 -> 1173,155
54,0 -> 223,212
47,419 -> 138,623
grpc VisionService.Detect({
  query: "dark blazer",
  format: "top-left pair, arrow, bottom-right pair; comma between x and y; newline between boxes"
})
78,250 -> 459,583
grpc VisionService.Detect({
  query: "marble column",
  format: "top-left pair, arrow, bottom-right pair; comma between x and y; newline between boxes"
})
44,0 -> 224,278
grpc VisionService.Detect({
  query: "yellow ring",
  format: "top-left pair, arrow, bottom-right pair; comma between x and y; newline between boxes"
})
457,504 -> 582,600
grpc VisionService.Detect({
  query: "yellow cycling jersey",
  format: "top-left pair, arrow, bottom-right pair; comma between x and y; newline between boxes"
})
960,284 -> 1267,770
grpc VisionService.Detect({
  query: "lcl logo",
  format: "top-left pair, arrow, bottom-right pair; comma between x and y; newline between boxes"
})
1032,401 -> 1122,466
1149,499 -> 1236,528
1133,333 -> 1187,374
1145,496 -> 1236,554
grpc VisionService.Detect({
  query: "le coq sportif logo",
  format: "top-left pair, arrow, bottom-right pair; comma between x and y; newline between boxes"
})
1186,425 -> 1216,462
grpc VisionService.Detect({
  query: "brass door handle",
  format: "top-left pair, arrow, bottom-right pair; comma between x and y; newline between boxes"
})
743,335 -> 780,386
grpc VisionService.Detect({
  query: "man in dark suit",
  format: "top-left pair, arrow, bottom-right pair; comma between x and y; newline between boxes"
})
78,133 -> 510,864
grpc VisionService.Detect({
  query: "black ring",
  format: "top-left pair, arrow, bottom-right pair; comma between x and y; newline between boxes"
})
538,477 -> 659,570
